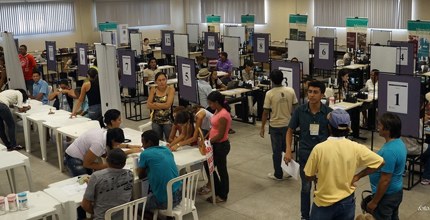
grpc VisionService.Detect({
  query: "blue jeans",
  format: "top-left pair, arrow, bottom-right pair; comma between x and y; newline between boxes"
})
310,193 -> 355,220
421,147 -> 430,179
269,126 -> 287,179
373,190 -> 403,220
87,104 -> 102,120
0,103 -> 17,149
299,150 -> 312,220
152,122 -> 172,141
64,153 -> 93,177
145,188 -> 182,211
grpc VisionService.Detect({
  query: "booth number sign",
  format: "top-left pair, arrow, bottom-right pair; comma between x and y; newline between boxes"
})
182,63 -> 191,87
387,81 -> 408,114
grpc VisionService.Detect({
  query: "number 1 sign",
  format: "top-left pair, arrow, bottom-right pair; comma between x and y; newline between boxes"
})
387,81 -> 408,114
379,73 -> 420,137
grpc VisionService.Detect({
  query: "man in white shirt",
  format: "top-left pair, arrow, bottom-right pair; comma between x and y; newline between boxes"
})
362,69 -> 379,95
361,69 -> 379,128
0,89 -> 31,151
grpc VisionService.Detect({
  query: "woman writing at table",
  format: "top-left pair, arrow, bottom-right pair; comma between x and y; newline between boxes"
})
170,105 -> 212,150
99,108 -> 143,151
64,128 -> 125,176
168,108 -> 195,151
71,67 -> 102,120
169,105 -> 214,195
206,91 -> 232,203
147,72 -> 175,141
167,106 -> 186,143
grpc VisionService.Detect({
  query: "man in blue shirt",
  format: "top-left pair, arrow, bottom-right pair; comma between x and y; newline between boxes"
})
137,130 -> 182,211
285,80 -> 332,220
30,71 -> 49,104
368,113 -> 406,220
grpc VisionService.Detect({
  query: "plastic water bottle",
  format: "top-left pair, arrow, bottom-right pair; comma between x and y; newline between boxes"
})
0,196 -> 6,215
17,192 -> 28,210
6,194 -> 17,212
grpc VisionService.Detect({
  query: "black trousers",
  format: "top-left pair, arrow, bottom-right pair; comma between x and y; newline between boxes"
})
212,140 -> 231,200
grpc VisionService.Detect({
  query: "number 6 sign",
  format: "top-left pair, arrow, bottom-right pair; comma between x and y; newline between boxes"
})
319,42 -> 329,60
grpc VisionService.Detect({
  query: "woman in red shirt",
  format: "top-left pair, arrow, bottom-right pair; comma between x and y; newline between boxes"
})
207,91 -> 232,203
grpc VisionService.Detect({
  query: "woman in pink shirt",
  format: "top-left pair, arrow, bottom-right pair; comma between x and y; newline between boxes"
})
207,91 -> 232,203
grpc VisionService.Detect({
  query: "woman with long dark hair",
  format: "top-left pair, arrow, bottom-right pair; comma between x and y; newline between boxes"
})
147,72 -> 175,140
337,69 -> 349,102
71,67 -> 101,120
168,109 -> 195,151
206,91 -> 231,203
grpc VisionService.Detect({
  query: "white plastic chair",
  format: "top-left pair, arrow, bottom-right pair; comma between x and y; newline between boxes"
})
325,87 -> 334,98
153,170 -> 200,220
47,85 -> 54,106
104,196 -> 147,220
336,59 -> 344,67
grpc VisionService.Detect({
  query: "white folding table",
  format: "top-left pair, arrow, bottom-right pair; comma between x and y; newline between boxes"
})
44,176 -> 86,220
0,151 -> 33,193
55,120 -> 101,172
0,191 -> 61,220
42,117 -> 91,169
123,127 -> 206,172
14,100 -> 52,152
26,110 -> 89,161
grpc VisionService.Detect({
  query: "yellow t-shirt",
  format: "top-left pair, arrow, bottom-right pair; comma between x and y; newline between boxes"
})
263,86 -> 298,128
304,137 -> 383,207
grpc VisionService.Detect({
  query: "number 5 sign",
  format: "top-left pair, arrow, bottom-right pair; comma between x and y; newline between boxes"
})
387,81 -> 408,114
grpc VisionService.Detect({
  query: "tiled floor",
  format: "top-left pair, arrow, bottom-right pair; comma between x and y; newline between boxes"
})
1,106 -> 430,219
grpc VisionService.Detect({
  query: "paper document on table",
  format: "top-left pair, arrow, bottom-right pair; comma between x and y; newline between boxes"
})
332,106 -> 346,110
61,183 -> 87,195
281,153 -> 300,180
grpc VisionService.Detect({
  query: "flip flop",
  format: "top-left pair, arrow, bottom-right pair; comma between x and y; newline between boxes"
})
206,196 -> 226,203
197,186 -> 211,195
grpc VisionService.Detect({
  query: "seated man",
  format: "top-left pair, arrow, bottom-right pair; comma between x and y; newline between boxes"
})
81,148 -> 134,220
241,60 -> 254,82
216,52 -> 233,85
30,71 -> 49,104
137,130 -> 182,211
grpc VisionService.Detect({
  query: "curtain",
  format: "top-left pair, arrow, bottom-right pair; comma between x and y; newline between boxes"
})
0,1 -> 75,36
200,0 -> 265,24
314,0 -> 412,29
94,0 -> 171,27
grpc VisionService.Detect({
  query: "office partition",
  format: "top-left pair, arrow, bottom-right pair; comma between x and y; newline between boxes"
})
1,32 -> 25,90
95,43 -> 122,115
223,36 -> 240,68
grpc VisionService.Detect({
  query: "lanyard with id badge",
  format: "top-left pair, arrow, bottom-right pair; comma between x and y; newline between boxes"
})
310,123 -> 319,136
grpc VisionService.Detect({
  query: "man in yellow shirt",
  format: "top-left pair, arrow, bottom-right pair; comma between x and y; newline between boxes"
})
304,109 -> 384,220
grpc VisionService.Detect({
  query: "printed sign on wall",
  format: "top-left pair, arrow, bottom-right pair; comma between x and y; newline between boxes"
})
182,63 -> 191,87
387,81 -> 408,114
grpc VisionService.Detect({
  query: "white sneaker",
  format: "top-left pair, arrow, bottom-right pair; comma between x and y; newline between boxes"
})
267,173 -> 289,181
